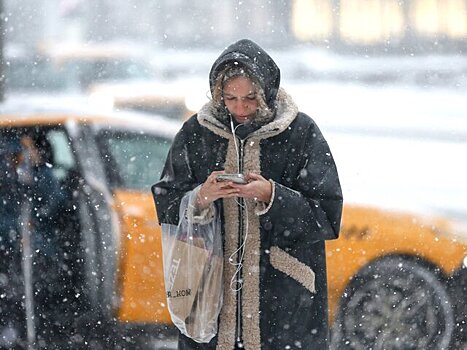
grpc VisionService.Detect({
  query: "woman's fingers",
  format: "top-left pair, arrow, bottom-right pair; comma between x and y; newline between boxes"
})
202,171 -> 273,202
246,172 -> 264,181
203,170 -> 225,184
229,176 -> 271,202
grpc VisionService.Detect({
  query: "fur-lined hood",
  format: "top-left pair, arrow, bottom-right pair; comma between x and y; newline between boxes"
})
209,39 -> 281,111
197,88 -> 299,141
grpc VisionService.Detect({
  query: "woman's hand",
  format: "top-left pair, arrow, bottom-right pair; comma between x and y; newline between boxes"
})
197,171 -> 240,210
230,173 -> 272,203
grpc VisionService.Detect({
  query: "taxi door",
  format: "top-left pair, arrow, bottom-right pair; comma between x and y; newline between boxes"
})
66,122 -> 121,321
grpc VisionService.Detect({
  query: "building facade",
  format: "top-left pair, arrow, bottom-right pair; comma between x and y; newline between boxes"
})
4,0 -> 467,52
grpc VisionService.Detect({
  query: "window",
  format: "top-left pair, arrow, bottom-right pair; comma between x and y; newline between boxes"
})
291,0 -> 467,46
58,58 -> 156,90
47,129 -> 76,180
98,130 -> 171,191
0,127 -> 76,183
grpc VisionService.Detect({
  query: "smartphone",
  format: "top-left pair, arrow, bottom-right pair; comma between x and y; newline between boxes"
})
216,173 -> 247,184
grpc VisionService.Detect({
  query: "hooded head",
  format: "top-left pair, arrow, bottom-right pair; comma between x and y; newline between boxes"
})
209,39 -> 281,125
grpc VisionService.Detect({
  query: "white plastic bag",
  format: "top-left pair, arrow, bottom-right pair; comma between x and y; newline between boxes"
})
161,188 -> 223,343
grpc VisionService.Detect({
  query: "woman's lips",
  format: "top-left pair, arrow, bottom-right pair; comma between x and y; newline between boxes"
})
235,115 -> 250,122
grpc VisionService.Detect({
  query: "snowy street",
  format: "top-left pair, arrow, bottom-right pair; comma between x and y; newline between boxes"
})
2,0 -> 467,348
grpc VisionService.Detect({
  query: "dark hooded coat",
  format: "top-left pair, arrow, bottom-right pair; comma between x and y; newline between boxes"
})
153,39 -> 343,350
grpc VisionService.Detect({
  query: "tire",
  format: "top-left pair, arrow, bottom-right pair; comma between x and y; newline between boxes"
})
330,255 -> 455,350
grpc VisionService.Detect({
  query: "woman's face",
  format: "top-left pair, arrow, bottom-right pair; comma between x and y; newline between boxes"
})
223,76 -> 258,124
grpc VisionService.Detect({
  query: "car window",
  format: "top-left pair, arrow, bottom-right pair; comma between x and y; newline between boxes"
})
98,130 -> 171,191
57,59 -> 156,90
97,59 -> 154,81
5,55 -> 156,93
47,129 -> 76,180
5,56 -> 68,92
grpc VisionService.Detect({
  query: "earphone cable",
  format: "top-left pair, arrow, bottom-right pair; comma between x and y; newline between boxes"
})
228,115 -> 249,292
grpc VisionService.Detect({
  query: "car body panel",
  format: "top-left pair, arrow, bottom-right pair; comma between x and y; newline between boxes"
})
113,190 -> 171,323
326,205 -> 467,322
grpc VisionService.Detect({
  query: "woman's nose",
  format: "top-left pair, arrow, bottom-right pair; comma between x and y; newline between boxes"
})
236,100 -> 248,111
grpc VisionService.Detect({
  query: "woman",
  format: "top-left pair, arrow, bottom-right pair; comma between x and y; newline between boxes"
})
153,39 -> 343,350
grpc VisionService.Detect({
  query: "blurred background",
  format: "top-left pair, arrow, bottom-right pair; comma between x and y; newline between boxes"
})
3,0 -> 466,217
4,0 -> 467,50
2,0 -> 467,219
3,0 -> 467,97
3,0 -> 467,86
1,1 -> 466,349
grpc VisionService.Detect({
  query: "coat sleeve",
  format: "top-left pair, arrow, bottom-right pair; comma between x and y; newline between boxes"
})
260,121 -> 343,247
152,124 -> 201,225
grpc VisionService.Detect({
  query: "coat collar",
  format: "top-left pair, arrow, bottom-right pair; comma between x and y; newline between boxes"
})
197,88 -> 299,140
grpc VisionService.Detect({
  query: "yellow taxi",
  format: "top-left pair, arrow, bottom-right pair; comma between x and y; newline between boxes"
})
0,101 -> 178,348
0,100 -> 465,349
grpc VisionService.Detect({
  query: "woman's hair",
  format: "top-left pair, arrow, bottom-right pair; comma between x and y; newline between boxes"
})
211,65 -> 274,124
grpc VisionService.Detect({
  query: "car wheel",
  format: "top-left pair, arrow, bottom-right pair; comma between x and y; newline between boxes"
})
330,255 -> 455,350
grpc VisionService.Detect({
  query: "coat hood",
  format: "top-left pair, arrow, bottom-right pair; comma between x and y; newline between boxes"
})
209,39 -> 281,110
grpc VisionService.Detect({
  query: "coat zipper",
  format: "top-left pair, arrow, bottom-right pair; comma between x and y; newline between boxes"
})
236,138 -> 245,347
